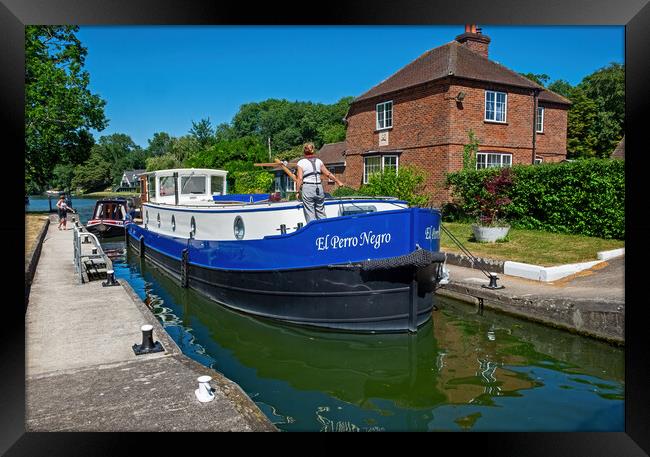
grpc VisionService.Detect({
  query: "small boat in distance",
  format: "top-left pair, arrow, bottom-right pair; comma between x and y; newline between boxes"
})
86,198 -> 130,238
126,168 -> 447,333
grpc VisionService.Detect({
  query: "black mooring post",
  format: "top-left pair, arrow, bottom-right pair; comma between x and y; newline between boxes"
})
132,324 -> 164,355
173,172 -> 179,206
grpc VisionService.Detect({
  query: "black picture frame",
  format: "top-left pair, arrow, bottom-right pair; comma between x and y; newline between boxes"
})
6,0 -> 649,454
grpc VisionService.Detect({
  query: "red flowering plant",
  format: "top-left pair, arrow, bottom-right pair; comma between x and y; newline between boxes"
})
475,167 -> 513,227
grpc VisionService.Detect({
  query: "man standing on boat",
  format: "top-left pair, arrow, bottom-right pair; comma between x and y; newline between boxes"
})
296,142 -> 343,223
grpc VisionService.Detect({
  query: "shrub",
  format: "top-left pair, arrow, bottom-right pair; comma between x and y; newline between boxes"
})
231,171 -> 274,194
446,159 -> 624,239
475,168 -> 513,226
331,186 -> 367,197
363,166 -> 430,207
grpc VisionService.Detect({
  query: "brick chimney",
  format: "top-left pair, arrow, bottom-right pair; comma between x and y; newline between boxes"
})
455,24 -> 491,58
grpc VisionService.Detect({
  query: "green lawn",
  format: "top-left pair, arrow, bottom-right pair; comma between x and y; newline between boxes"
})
440,222 -> 624,266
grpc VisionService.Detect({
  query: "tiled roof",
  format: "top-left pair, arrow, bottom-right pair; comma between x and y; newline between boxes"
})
317,141 -> 347,165
611,136 -> 625,159
354,41 -> 571,105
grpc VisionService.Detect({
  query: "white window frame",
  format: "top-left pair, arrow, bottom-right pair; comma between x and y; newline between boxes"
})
476,152 -> 512,170
376,100 -> 393,130
484,90 -> 507,123
180,175 -> 207,195
286,171 -> 296,192
534,156 -> 543,164
364,154 -> 399,184
536,106 -> 544,133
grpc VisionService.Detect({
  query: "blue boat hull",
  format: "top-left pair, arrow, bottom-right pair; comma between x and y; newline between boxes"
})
126,207 -> 445,333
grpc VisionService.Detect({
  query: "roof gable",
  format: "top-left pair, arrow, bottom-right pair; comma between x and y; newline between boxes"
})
354,41 -> 570,105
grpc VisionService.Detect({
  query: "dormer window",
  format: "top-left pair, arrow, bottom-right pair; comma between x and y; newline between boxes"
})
376,101 -> 393,130
485,90 -> 507,123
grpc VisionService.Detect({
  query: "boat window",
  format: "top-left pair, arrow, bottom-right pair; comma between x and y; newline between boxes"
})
157,213 -> 161,228
190,216 -> 196,237
94,203 -> 103,219
211,176 -> 224,195
148,175 -> 156,200
146,210 -> 149,224
339,205 -> 377,216
159,176 -> 175,197
171,215 -> 176,231
181,175 -> 206,194
233,216 -> 245,240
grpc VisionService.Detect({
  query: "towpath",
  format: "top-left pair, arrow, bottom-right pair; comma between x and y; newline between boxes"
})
25,215 -> 276,432
439,257 -> 625,344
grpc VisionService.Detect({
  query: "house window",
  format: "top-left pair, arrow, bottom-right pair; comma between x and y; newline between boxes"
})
274,175 -> 282,192
181,176 -> 206,194
536,106 -> 544,133
485,91 -> 507,123
363,155 -> 399,184
476,152 -> 512,169
376,101 -> 393,130
285,172 -> 296,192
534,156 -> 543,164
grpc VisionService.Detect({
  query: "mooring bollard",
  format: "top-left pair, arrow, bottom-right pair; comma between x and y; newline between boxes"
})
195,375 -> 215,403
102,269 -> 119,287
132,324 -> 164,355
482,273 -> 504,290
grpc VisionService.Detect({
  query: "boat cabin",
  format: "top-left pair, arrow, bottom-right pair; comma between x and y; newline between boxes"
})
140,168 -> 228,205
92,198 -> 129,221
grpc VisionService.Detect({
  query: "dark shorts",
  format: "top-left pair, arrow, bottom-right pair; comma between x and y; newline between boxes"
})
58,210 -> 67,221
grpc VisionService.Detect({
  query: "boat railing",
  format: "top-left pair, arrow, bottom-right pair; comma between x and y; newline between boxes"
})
72,220 -> 112,284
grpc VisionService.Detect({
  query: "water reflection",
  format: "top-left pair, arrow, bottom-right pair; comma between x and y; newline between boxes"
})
109,240 -> 624,432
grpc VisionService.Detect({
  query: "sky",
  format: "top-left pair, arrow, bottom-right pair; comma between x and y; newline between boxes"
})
76,26 -> 624,148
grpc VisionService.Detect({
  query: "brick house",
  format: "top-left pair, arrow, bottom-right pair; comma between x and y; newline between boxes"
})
333,25 -> 570,205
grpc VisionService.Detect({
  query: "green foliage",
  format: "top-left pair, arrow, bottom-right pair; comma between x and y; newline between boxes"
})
25,26 -> 107,189
231,171 -> 274,194
463,130 -> 478,170
50,164 -> 77,191
363,166 -> 430,207
543,63 -> 624,159
71,153 -> 112,192
147,132 -> 174,156
445,159 -> 624,239
189,118 -> 215,149
331,186 -> 368,197
145,154 -> 182,172
519,72 -> 550,87
227,97 -> 353,155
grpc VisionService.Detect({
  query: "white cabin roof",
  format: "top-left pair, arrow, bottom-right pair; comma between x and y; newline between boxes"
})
143,168 -> 228,178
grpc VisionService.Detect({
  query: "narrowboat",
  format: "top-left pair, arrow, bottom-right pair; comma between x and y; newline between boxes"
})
86,198 -> 130,238
126,168 -> 447,333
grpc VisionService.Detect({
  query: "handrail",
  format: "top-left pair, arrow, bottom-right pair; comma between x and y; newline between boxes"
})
72,221 -> 111,284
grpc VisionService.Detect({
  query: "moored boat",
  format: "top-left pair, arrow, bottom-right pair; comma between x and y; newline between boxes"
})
126,168 -> 447,333
86,198 -> 130,238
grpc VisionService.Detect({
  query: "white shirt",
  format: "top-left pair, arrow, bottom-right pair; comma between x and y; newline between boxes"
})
297,157 -> 323,184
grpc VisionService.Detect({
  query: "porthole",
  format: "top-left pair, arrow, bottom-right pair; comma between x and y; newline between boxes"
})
157,213 -> 161,228
171,214 -> 176,232
190,216 -> 196,238
233,216 -> 245,240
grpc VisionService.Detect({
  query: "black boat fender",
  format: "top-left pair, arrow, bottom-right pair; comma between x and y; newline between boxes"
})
139,236 -> 146,258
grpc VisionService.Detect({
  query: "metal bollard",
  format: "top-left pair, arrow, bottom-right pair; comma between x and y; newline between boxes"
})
482,273 -> 504,290
102,269 -> 119,287
132,324 -> 164,355
195,375 -> 215,403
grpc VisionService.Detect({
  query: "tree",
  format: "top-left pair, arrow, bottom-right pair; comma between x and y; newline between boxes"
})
25,26 -> 107,190
147,132 -> 174,156
519,72 -> 550,87
463,130 -> 479,170
91,133 -> 146,186
189,118 -> 215,149
547,79 -> 573,99
50,164 -> 76,191
71,153 -> 112,192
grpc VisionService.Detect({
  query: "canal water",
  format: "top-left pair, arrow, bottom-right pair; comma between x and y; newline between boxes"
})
98,239 -> 624,432
26,195 -> 98,224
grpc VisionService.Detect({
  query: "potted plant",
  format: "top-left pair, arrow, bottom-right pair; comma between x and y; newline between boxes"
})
471,168 -> 513,242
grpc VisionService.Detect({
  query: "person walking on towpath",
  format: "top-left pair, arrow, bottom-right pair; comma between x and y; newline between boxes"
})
56,195 -> 76,230
296,142 -> 343,223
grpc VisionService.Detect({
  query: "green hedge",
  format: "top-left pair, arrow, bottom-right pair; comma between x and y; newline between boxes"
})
445,159 -> 625,239
231,171 -> 274,194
